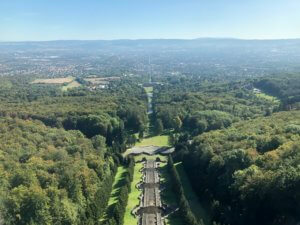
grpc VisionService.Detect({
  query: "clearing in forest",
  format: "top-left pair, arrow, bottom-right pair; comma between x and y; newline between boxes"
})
84,77 -> 120,84
31,77 -> 81,91
32,77 -> 74,84
144,86 -> 153,93
254,91 -> 280,104
135,135 -> 169,147
61,80 -> 81,91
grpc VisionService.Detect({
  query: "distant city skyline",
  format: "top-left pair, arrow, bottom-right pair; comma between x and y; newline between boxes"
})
1,0 -> 300,41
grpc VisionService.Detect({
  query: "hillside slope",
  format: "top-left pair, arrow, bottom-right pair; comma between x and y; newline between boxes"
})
179,111 -> 300,225
0,118 -> 116,225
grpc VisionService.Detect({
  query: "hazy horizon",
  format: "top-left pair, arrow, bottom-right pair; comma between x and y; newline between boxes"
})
1,0 -> 300,42
1,37 -> 300,43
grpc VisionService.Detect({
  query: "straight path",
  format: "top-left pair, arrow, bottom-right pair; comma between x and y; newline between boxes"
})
142,213 -> 162,225
141,159 -> 163,225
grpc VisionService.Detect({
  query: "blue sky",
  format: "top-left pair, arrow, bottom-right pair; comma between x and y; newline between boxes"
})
1,0 -> 300,41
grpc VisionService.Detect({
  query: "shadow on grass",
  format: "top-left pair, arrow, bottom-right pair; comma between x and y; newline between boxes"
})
102,170 -> 128,221
175,162 -> 211,225
110,172 -> 127,199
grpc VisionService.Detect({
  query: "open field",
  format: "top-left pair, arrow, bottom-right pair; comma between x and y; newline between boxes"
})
61,80 -> 81,91
84,76 -> 120,84
32,77 -> 74,84
31,77 -> 81,91
123,162 -> 143,225
135,135 -> 169,147
144,86 -> 153,93
100,166 -> 127,222
175,162 -> 210,224
255,92 -> 280,104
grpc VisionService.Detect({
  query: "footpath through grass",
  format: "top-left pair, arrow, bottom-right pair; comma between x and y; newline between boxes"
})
123,162 -> 143,225
175,162 -> 211,225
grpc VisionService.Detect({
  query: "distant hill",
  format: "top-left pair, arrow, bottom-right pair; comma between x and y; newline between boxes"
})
1,38 -> 300,52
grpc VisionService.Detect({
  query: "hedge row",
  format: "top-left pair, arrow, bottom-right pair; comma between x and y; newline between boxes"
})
102,157 -> 135,225
168,156 -> 204,225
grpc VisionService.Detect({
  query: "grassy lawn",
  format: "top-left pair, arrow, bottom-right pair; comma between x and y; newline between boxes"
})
255,92 -> 280,104
61,80 -> 81,91
107,167 -> 127,206
135,135 -> 169,147
144,86 -> 153,93
175,162 -> 211,225
100,166 -> 127,222
123,162 -> 143,225
160,163 -> 185,225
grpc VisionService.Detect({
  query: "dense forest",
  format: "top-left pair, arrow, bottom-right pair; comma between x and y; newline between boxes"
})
0,71 -> 299,225
0,118 -> 116,225
153,77 -> 279,136
0,77 -> 148,152
0,76 -> 148,224
151,74 -> 300,225
173,109 -> 300,225
0,6 -> 300,223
